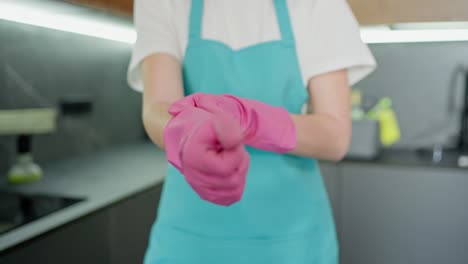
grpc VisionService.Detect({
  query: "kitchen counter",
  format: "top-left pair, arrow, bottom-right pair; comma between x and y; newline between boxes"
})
342,148 -> 467,171
0,142 -> 167,252
1,143 -> 465,252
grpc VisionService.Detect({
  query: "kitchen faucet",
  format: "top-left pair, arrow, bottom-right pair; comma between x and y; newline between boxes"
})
457,71 -> 468,152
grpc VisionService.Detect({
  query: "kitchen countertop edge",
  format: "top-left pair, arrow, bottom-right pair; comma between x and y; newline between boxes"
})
0,142 -> 167,253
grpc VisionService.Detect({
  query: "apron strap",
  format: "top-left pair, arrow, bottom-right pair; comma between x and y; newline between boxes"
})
273,0 -> 295,43
189,0 -> 203,41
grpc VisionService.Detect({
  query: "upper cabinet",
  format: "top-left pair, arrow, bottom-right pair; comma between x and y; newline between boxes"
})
68,0 -> 133,16
348,0 -> 468,25
68,0 -> 468,25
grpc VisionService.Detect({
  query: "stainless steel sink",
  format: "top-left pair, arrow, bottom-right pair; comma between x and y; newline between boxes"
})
0,191 -> 84,235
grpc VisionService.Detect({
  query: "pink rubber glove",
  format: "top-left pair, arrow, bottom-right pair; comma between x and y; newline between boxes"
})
172,93 -> 297,153
164,102 -> 250,206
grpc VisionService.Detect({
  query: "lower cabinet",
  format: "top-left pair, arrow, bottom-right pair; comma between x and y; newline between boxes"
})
0,209 -> 111,264
108,184 -> 162,264
319,162 -> 343,239
339,164 -> 468,264
3,164 -> 468,264
0,184 -> 162,264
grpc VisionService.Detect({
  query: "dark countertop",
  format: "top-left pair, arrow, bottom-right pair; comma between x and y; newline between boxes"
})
0,143 -> 167,252
342,148 -> 468,171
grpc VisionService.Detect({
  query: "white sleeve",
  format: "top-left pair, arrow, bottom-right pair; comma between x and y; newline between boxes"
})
295,0 -> 377,86
127,0 -> 181,92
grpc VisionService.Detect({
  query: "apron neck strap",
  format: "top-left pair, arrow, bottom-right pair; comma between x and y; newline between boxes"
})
189,0 -> 204,41
189,0 -> 295,43
273,0 -> 294,42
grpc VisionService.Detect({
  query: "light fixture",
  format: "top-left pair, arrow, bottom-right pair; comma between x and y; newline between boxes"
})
0,0 -> 136,44
360,24 -> 468,44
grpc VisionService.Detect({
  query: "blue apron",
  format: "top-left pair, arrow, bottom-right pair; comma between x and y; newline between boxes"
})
144,0 -> 338,263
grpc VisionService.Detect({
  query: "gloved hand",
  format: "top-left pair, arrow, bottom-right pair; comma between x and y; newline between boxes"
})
170,93 -> 297,153
164,102 -> 250,206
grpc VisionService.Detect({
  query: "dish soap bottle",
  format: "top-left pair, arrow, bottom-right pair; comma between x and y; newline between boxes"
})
350,89 -> 365,120
8,135 -> 43,184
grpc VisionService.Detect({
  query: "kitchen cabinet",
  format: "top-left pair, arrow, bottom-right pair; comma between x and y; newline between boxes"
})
68,0 -> 133,16
67,0 -> 468,25
348,0 -> 468,25
0,184 -> 162,264
108,184 -> 162,264
339,164 -> 468,264
319,162 -> 342,238
0,208 -> 110,264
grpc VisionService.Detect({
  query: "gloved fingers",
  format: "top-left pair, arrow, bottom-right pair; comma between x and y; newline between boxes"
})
184,149 -> 249,189
196,94 -> 241,123
184,168 -> 227,189
185,180 -> 233,205
168,99 -> 195,116
179,122 -> 221,173
184,153 -> 249,206
237,150 -> 250,179
224,151 -> 249,187
164,108 -> 206,173
197,94 -> 251,139
204,171 -> 247,206
195,96 -> 245,149
184,144 -> 247,177
169,93 -> 245,149
185,161 -> 244,190
196,94 -> 225,111
201,192 -> 242,206
220,152 -> 249,204
189,177 -> 244,199
188,178 -> 245,206
212,112 -> 244,150
217,145 -> 250,176
181,121 -> 246,176
168,93 -> 205,115
206,187 -> 244,206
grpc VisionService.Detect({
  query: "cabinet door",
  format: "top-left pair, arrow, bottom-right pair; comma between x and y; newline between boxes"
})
106,0 -> 133,15
347,0 -> 386,25
348,0 -> 468,25
0,211 -> 110,264
381,0 -> 468,24
68,0 -> 133,16
319,162 -> 342,237
108,184 -> 162,264
340,164 -> 468,264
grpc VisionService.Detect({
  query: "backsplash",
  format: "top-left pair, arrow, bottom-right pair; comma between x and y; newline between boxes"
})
0,19 -> 144,176
1,10 -> 468,176
354,41 -> 468,149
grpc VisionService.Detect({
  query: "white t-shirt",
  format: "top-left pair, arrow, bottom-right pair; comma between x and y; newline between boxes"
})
128,0 -> 376,92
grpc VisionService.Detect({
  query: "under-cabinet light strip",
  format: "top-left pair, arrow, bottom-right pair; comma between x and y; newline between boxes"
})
0,1 -> 136,44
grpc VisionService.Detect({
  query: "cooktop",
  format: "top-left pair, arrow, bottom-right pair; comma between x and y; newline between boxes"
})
0,191 -> 84,235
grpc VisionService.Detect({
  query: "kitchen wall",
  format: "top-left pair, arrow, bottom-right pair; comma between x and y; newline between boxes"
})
1,11 -> 467,175
0,19 -> 144,176
356,42 -> 468,149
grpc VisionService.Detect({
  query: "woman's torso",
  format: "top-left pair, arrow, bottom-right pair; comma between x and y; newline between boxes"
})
144,1 -> 338,263
155,0 -> 320,85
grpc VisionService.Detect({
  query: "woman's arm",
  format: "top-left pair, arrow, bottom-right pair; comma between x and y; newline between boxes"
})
290,69 -> 351,161
141,53 -> 351,159
141,53 -> 184,149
